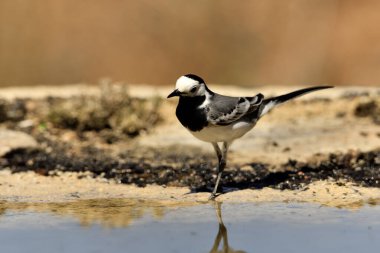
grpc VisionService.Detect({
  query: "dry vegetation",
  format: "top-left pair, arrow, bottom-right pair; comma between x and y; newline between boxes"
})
0,82 -> 161,143
45,82 -> 161,138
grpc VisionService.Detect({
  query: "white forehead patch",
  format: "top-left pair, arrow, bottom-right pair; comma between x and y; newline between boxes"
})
175,76 -> 199,92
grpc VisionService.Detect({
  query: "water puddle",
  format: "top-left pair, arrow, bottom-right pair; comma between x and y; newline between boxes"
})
0,199 -> 379,253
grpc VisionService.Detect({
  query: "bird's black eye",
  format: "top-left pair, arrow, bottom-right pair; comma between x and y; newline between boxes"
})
190,86 -> 197,93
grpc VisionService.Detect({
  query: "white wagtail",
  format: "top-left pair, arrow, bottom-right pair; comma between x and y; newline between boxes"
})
167,74 -> 333,199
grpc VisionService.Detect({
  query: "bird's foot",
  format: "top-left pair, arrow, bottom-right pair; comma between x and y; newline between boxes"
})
208,192 -> 220,201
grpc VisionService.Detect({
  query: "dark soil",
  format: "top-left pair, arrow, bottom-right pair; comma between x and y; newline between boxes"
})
1,141 -> 379,193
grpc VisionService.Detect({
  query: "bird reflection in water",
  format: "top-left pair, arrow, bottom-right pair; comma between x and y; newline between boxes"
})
209,202 -> 247,253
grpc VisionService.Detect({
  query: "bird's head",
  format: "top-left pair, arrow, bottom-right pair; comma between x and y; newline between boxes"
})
167,74 -> 209,98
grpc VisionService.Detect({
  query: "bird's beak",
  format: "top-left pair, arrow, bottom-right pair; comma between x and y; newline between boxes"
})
167,89 -> 181,98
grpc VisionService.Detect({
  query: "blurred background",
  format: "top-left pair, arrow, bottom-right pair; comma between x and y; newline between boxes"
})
0,0 -> 380,87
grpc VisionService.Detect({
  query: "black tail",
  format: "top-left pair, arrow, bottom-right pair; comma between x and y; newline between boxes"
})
259,86 -> 333,117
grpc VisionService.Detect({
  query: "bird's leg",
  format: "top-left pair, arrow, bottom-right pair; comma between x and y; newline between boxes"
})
212,142 -> 222,164
210,143 -> 222,200
210,142 -> 229,200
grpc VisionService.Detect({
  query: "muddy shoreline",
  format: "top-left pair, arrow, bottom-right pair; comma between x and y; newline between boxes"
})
0,84 -> 379,206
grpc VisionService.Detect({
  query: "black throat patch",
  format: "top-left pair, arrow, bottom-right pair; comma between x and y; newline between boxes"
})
176,95 -> 208,132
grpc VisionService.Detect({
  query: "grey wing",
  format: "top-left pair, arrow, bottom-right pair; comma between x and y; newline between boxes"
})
206,93 -> 264,125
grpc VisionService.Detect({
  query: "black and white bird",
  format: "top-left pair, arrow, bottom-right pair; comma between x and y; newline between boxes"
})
167,74 -> 332,199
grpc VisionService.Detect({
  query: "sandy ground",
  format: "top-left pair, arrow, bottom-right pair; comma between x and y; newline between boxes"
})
0,170 -> 379,209
0,84 -> 379,207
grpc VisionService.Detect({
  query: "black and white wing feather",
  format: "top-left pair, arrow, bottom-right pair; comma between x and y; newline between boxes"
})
206,93 -> 264,125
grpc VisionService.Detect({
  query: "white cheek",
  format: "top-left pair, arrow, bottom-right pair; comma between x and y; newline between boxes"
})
198,89 -> 212,108
195,86 -> 206,96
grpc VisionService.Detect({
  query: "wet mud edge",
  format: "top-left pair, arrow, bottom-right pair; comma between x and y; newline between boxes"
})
1,143 -> 379,193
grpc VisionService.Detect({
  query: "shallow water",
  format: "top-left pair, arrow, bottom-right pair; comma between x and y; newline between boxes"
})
0,199 -> 379,253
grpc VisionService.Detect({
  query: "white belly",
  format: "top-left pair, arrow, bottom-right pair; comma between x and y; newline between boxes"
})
190,121 -> 256,143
